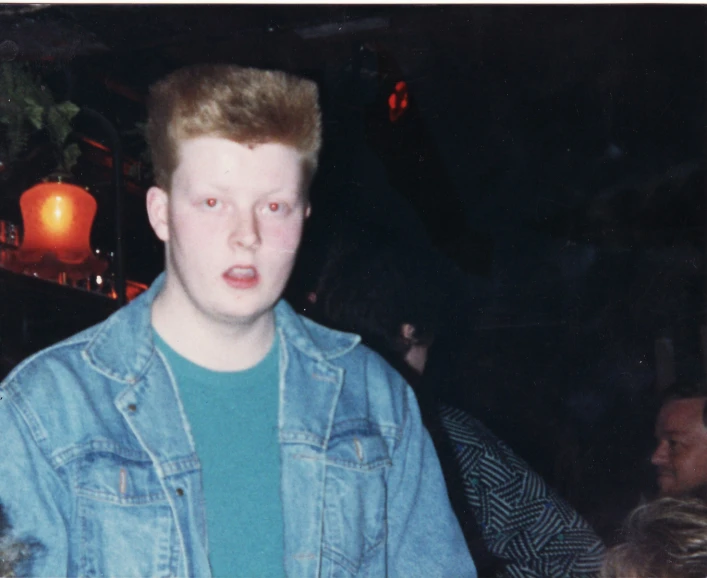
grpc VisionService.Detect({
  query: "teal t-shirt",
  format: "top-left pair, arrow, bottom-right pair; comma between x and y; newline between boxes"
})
153,330 -> 284,578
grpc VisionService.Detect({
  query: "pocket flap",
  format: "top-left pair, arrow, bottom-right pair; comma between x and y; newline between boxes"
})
325,434 -> 391,471
77,452 -> 168,505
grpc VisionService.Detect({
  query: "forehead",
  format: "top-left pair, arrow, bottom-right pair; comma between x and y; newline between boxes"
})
657,398 -> 707,433
173,136 -> 305,192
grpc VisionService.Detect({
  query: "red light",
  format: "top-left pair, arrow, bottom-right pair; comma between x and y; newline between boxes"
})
388,80 -> 410,123
126,280 -> 149,302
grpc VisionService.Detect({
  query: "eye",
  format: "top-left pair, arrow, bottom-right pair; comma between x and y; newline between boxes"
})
204,198 -> 220,209
263,201 -> 288,215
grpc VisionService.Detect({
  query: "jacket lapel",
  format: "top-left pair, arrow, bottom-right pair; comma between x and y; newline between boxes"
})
277,327 -> 344,578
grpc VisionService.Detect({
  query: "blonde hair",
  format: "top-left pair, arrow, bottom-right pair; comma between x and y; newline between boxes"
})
601,497 -> 707,578
146,63 -> 322,191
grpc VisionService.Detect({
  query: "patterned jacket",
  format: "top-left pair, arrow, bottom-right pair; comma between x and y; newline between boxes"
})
438,404 -> 606,578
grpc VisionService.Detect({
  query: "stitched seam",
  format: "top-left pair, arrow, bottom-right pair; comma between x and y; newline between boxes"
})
75,487 -> 168,505
51,439 -> 152,469
293,453 -> 392,471
321,543 -> 359,576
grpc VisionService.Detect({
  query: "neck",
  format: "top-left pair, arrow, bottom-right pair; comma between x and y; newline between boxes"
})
151,287 -> 276,372
681,484 -> 707,502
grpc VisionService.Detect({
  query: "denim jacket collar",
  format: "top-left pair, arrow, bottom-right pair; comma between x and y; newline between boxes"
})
82,272 -> 361,386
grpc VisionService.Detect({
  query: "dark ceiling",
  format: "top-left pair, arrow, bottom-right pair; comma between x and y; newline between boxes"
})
48,6 -> 707,76
7,4 -> 702,108
22,6 -> 704,163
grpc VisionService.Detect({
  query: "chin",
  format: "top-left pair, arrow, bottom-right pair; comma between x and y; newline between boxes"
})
659,484 -> 707,501
682,484 -> 707,501
214,308 -> 263,323
214,303 -> 273,324
657,482 -> 676,496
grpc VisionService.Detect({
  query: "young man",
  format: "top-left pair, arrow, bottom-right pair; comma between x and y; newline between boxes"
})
0,64 -> 476,577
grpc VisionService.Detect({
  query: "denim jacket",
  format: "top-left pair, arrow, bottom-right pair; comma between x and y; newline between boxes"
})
0,274 -> 476,577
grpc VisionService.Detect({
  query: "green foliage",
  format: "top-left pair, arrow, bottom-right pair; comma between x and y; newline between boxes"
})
47,100 -> 80,146
23,96 -> 45,129
62,143 -> 82,172
0,62 -> 81,173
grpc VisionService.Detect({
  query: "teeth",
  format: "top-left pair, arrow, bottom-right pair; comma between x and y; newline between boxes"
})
226,267 -> 255,278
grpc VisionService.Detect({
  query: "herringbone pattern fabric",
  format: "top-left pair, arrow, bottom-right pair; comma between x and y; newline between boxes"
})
439,404 -> 606,578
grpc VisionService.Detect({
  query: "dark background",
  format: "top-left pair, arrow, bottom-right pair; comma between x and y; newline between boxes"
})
0,4 -> 705,542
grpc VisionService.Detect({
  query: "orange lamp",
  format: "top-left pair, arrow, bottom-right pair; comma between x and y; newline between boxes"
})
18,178 -> 97,264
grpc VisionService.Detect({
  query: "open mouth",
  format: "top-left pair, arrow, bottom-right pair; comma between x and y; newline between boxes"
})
226,266 -> 255,278
223,266 -> 259,288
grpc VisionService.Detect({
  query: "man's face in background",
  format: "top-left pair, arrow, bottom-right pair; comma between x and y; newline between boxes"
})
651,397 -> 707,498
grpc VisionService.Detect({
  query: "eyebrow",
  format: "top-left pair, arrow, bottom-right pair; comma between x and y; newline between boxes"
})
260,187 -> 300,196
191,184 -> 230,193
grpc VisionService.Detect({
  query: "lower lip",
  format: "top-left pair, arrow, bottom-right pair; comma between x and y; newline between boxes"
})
223,270 -> 259,289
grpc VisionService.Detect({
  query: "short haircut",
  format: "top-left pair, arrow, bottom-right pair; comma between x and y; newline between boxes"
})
660,381 -> 707,427
310,229 -> 463,364
601,497 -> 707,578
146,64 -> 322,192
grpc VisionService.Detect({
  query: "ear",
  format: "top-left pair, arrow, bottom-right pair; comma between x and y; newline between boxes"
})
146,186 -> 170,242
400,323 -> 417,343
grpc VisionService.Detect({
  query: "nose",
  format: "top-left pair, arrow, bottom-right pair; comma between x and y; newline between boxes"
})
651,441 -> 668,466
228,208 -> 260,250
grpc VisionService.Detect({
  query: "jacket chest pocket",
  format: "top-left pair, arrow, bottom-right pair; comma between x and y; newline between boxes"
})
75,452 -> 178,578
322,434 -> 392,576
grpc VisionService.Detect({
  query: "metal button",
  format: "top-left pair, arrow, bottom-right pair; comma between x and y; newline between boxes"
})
176,488 -> 184,496
127,403 -> 137,412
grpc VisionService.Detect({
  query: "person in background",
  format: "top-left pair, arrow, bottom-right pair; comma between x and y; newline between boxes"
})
0,64 -> 476,577
651,381 -> 707,501
304,231 -> 606,578
601,496 -> 707,578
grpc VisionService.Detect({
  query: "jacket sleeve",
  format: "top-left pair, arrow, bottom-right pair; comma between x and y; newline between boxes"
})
442,407 -> 605,578
384,383 -> 477,577
0,387 -> 70,577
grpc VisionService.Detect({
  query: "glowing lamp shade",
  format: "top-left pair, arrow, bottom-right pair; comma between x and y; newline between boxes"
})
19,181 -> 97,264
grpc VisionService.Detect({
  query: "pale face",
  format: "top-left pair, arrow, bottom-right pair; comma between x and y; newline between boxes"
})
401,323 -> 431,375
651,397 -> 707,497
147,137 -> 310,331
403,344 -> 430,375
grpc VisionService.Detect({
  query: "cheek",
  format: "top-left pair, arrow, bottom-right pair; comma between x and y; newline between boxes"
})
676,452 -> 701,476
261,220 -> 304,252
170,211 -> 221,245
169,208 -> 192,237
691,450 -> 707,471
